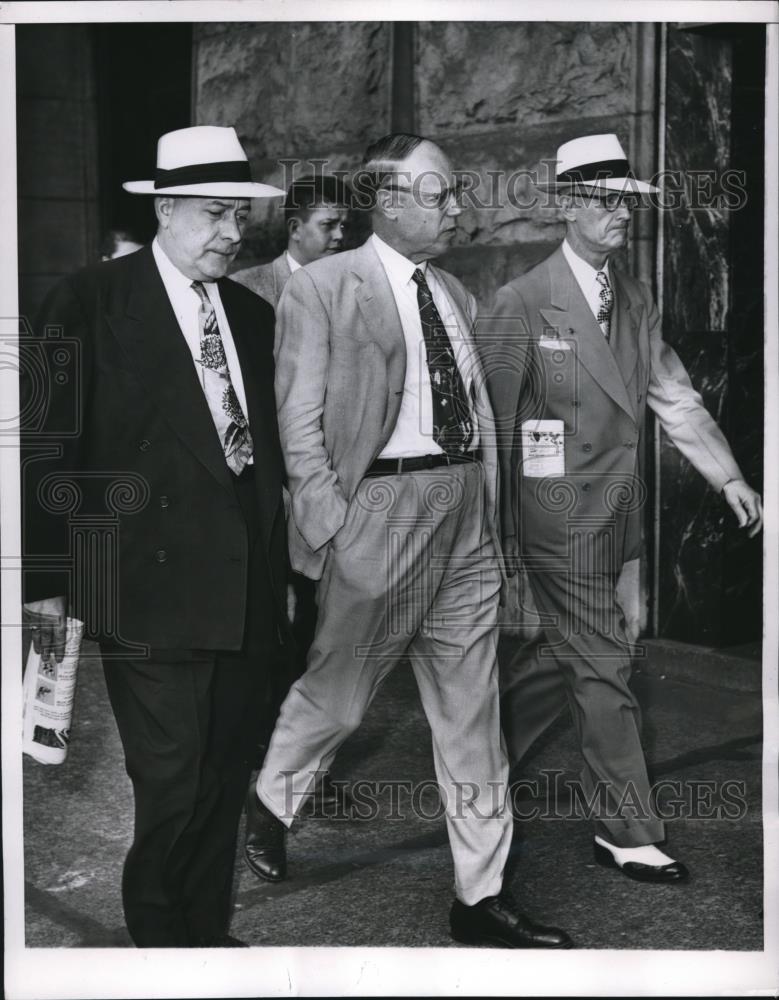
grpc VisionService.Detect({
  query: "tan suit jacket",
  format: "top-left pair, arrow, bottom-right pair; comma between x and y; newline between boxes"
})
231,253 -> 292,309
484,245 -> 742,569
274,238 -> 501,579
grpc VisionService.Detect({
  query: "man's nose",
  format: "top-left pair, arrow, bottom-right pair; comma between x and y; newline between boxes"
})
221,215 -> 243,242
614,202 -> 631,222
331,225 -> 345,243
446,193 -> 463,217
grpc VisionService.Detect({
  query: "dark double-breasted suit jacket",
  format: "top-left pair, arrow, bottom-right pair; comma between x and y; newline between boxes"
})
22,245 -> 290,651
484,245 -> 741,577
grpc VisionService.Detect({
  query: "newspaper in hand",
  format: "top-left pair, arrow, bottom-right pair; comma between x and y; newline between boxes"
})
22,617 -> 84,765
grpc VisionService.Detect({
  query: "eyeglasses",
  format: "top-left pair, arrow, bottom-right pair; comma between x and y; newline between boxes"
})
382,181 -> 464,209
584,192 -> 642,212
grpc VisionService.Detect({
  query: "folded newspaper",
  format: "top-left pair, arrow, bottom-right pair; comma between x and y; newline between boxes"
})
22,617 -> 84,765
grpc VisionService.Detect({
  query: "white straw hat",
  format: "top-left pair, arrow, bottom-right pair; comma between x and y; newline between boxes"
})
123,126 -> 285,198
538,133 -> 659,194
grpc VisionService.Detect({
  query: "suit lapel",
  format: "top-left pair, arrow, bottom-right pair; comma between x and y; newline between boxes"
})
352,240 -> 406,363
609,268 -> 640,410
540,248 -> 635,420
219,277 -> 283,549
107,247 -> 236,497
273,253 -> 291,303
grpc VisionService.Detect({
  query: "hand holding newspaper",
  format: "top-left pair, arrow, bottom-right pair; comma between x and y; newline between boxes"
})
22,617 -> 84,765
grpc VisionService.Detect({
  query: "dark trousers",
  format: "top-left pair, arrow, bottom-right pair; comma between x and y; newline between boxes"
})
102,465 -> 281,946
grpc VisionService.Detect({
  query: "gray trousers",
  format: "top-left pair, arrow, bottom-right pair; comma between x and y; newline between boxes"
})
258,461 -> 513,904
499,564 -> 665,847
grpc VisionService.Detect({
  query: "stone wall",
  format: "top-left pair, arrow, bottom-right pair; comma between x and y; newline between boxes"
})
194,21 -> 657,305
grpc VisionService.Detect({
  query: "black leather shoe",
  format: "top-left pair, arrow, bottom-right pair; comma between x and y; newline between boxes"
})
244,792 -> 287,882
193,934 -> 248,948
593,840 -> 689,884
450,892 -> 573,949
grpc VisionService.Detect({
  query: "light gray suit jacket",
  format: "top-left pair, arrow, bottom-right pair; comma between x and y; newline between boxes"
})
231,253 -> 292,309
275,238 -> 501,579
484,245 -> 742,567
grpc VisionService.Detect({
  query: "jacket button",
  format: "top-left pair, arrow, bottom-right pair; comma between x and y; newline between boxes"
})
139,439 -> 150,452
155,549 -> 167,563
637,393 -> 643,402
583,442 -> 592,453
625,441 -> 635,449
159,495 -> 170,509
582,482 -> 591,492
572,399 -> 580,407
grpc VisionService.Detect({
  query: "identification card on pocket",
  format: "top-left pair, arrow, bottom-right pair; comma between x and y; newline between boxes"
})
521,419 -> 565,477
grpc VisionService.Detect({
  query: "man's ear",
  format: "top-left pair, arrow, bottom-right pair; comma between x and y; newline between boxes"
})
287,217 -> 301,244
374,187 -> 399,221
155,197 -> 174,229
557,193 -> 576,224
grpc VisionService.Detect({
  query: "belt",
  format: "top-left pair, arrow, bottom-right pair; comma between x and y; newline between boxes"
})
364,451 -> 481,477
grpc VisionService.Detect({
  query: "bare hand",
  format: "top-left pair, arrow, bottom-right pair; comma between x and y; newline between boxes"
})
722,480 -> 763,538
23,596 -> 67,663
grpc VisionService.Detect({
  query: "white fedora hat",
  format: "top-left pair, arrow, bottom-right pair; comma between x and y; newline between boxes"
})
123,125 -> 285,198
539,133 -> 659,194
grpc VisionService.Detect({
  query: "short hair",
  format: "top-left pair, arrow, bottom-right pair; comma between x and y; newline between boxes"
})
356,133 -> 427,207
100,228 -> 142,259
283,175 -> 351,226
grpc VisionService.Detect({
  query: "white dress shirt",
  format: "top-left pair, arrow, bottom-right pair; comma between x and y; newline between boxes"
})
285,250 -> 302,274
371,233 -> 479,458
152,239 -> 252,462
562,239 -> 612,338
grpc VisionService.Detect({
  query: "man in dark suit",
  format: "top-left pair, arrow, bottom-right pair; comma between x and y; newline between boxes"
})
22,126 -> 290,947
244,132 -> 573,949
231,174 -> 350,307
486,134 -> 762,883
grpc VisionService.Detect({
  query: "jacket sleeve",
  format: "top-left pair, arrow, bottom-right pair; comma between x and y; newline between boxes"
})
274,268 -> 348,553
480,283 -> 532,543
643,283 -> 742,492
21,274 -> 93,604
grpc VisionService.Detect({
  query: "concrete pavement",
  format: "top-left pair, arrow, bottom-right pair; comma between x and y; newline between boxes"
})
21,640 -> 763,950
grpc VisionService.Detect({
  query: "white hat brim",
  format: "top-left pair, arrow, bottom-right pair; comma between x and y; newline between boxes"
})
123,180 -> 285,198
537,176 -> 659,195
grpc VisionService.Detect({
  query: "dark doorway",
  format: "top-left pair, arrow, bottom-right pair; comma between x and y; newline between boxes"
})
94,23 -> 192,247
656,23 -> 765,647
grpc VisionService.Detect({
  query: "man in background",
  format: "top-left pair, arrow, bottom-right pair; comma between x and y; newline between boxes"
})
231,174 -> 350,307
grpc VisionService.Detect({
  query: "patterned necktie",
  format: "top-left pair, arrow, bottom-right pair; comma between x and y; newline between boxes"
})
191,281 -> 253,475
412,268 -> 473,454
595,270 -> 614,341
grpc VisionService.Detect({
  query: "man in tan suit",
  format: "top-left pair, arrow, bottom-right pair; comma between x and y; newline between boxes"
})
244,133 -> 573,948
231,174 -> 350,307
486,134 -> 762,884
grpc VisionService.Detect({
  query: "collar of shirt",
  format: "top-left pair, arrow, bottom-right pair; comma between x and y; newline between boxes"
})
370,232 -> 427,289
562,239 -> 611,322
285,250 -> 302,274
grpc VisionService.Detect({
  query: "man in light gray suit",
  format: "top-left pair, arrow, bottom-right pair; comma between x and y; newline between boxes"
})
231,174 -> 350,307
244,133 -> 573,949
487,133 -> 762,884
